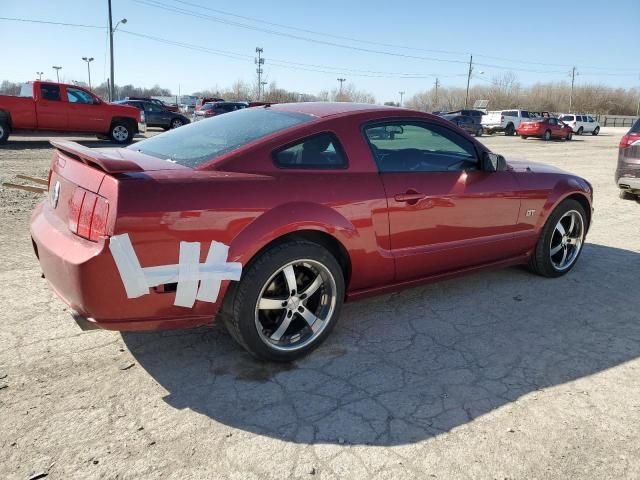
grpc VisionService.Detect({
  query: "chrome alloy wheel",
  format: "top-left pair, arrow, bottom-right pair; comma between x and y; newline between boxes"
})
549,210 -> 584,271
112,125 -> 129,142
171,119 -> 183,129
255,259 -> 337,352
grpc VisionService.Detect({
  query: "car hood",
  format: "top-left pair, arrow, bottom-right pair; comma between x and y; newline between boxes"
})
506,159 -> 571,175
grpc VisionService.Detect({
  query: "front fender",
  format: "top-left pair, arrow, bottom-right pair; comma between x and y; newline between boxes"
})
536,176 -> 593,233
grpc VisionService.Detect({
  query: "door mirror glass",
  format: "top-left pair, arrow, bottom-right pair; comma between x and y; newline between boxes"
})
385,125 -> 404,135
482,152 -> 506,172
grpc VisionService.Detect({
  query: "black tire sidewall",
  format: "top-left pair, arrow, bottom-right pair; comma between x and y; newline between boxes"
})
0,121 -> 9,144
530,199 -> 587,278
228,241 -> 345,362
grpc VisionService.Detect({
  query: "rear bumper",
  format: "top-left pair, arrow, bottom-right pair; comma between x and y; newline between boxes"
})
137,121 -> 147,135
617,174 -> 640,191
30,201 -> 218,331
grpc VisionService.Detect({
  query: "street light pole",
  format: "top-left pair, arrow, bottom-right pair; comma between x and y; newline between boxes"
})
465,54 -> 473,108
36,71 -> 43,80
337,78 -> 346,99
82,57 -> 94,90
52,66 -> 62,83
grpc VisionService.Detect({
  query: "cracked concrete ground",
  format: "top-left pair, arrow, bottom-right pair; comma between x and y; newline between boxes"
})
1,128 -> 639,479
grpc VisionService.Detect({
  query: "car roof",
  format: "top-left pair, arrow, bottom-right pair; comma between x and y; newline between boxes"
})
270,102 -> 401,118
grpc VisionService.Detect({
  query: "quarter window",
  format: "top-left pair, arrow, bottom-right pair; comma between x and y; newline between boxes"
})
274,133 -> 347,169
364,122 -> 478,173
41,84 -> 61,101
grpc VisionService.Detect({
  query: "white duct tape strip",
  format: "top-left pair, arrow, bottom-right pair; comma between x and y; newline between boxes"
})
109,233 -> 242,308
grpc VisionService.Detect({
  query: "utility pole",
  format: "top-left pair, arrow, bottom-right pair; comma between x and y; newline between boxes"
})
337,78 -> 346,99
255,47 -> 264,100
36,71 -> 43,80
398,91 -> 405,106
465,54 -> 473,108
82,57 -> 94,90
52,66 -> 62,83
434,77 -> 440,109
569,66 -> 577,113
108,1 -> 127,101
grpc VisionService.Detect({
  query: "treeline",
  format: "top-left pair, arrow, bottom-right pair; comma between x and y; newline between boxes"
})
406,74 -> 639,115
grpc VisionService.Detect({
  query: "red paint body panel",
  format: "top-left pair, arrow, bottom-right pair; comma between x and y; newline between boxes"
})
30,103 -> 593,331
0,81 -> 141,134
516,118 -> 573,139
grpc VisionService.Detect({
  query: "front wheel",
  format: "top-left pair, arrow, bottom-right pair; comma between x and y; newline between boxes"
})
475,127 -> 483,137
0,121 -> 10,144
521,135 -> 528,140
577,127 -> 584,135
529,199 -> 587,278
170,118 -> 183,129
592,126 -> 600,136
108,121 -> 134,144
224,240 -> 345,362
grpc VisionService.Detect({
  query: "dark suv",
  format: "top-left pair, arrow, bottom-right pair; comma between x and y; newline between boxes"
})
115,100 -> 190,130
617,118 -> 640,199
442,114 -> 484,136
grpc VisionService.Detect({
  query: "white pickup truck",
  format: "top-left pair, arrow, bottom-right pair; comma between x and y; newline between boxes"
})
481,109 -> 537,135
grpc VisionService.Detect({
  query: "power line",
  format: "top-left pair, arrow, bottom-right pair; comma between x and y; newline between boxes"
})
0,16 -> 105,29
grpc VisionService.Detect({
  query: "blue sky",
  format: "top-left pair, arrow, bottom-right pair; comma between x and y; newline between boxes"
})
1,0 -> 638,101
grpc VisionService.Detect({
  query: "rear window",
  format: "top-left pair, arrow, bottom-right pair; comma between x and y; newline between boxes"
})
631,118 -> 640,133
559,115 -> 574,122
129,108 -> 314,167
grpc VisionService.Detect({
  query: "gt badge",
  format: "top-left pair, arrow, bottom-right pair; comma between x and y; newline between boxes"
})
526,209 -> 536,217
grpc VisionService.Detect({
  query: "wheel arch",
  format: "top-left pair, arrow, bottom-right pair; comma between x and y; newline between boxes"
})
539,183 -> 593,234
109,116 -> 138,133
0,109 -> 12,128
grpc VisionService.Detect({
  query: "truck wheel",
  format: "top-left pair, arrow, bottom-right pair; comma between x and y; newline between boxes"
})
0,121 -> 10,144
109,121 -> 134,144
223,240 -> 345,362
505,123 -> 515,136
592,127 -> 600,136
543,130 -> 552,141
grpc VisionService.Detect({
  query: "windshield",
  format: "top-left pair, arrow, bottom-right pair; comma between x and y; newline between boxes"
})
129,107 -> 314,167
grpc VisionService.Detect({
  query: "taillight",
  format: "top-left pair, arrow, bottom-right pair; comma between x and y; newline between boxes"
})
204,110 -> 215,117
139,110 -> 146,123
501,115 -> 504,122
619,133 -> 640,149
68,187 -> 109,242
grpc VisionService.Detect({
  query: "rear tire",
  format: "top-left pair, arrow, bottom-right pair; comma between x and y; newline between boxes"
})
592,126 -> 600,136
521,135 -> 528,139
577,127 -> 584,135
543,130 -> 552,141
108,121 -> 134,144
475,127 -> 483,137
224,240 -> 345,362
0,121 -> 9,145
529,199 -> 587,278
505,123 -> 515,136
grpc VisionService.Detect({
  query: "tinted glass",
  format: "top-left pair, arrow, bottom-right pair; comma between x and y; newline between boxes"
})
130,108 -> 313,167
631,118 -> 640,133
549,118 -> 558,125
559,115 -> 574,121
41,84 -> 60,101
364,122 -> 477,173
587,116 -> 594,122
274,133 -> 347,169
521,111 -> 530,118
145,102 -> 163,112
66,87 -> 94,104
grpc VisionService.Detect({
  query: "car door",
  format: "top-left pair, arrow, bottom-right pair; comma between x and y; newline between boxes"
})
35,83 -> 68,130
363,121 -> 522,281
65,86 -> 106,132
144,102 -> 171,127
548,118 -> 563,137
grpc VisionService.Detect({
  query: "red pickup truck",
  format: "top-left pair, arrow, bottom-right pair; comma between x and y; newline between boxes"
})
0,81 -> 146,145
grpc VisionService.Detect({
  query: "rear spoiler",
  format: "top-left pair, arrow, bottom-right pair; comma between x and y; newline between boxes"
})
50,140 -> 143,173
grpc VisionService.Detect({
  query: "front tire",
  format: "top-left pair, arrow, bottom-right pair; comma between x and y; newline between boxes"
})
170,118 -> 183,129
592,126 -> 600,136
521,135 -> 528,140
224,240 -> 345,362
0,121 -> 10,144
529,199 -> 587,278
108,121 -> 134,144
577,127 -> 584,135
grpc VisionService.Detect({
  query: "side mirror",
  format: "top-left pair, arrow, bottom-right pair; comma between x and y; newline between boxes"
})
385,125 -> 404,135
482,152 -> 507,172
93,97 -> 101,105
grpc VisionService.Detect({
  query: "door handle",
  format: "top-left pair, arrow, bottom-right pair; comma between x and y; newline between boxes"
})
394,191 -> 425,204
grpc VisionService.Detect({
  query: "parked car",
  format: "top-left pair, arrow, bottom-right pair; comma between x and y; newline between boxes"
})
444,109 -> 485,120
193,101 -> 248,121
116,100 -> 190,130
31,103 -> 593,361
442,114 -> 484,136
126,96 -> 180,113
616,118 -> 640,199
517,117 -> 574,141
557,114 -> 600,135
195,96 -> 225,111
482,110 -> 536,135
0,81 -> 145,144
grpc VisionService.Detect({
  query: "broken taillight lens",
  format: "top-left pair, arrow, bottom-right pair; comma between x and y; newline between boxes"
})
68,187 -> 109,242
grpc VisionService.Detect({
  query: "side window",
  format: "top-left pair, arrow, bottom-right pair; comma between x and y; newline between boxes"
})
274,133 -> 347,169
587,116 -> 594,122
364,122 -> 478,173
145,103 -> 163,112
549,118 -> 558,126
41,84 -> 61,101
521,111 -> 530,118
66,87 -> 94,104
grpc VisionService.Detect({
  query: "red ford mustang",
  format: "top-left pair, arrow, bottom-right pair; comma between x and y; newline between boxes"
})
31,103 -> 593,361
